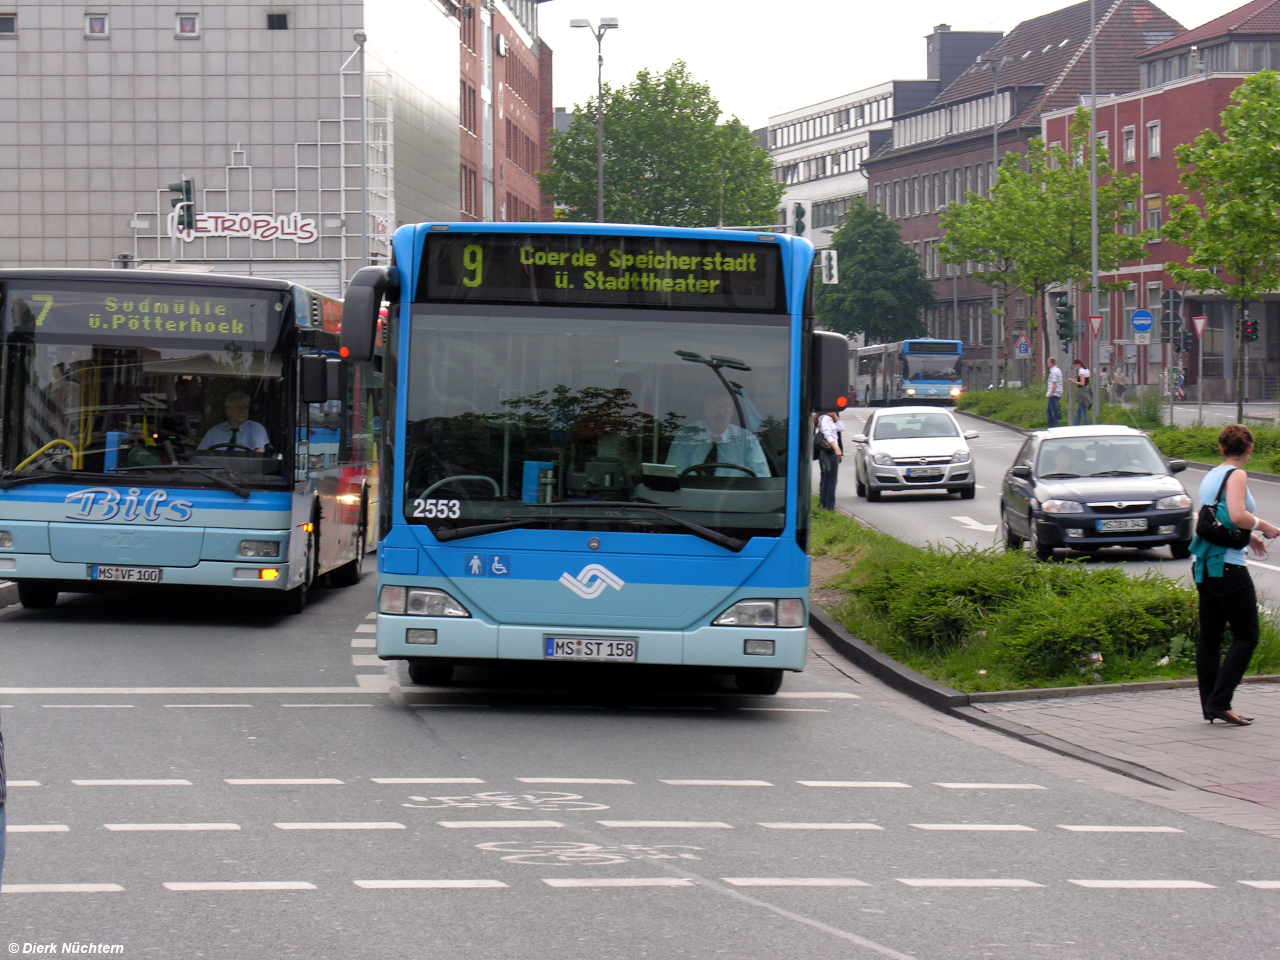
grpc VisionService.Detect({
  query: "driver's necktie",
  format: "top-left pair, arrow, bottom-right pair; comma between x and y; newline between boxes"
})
228,427 -> 239,447
702,443 -> 719,465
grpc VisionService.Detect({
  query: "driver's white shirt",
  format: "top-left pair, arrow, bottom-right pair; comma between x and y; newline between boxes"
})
665,421 -> 769,478
197,419 -> 270,451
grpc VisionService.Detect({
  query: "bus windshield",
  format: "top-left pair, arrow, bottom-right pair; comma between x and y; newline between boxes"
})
0,280 -> 290,485
403,308 -> 791,542
903,352 -> 960,381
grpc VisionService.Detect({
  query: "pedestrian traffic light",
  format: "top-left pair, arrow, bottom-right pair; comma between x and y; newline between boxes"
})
167,178 -> 195,231
1180,330 -> 1196,353
792,201 -> 807,237
1243,315 -> 1259,342
1054,294 -> 1073,342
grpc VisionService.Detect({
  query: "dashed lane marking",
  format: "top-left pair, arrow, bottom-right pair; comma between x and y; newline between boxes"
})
352,655 -> 383,667
723,878 -> 872,887
934,783 -> 1047,790
1240,881 -> 1280,889
597,821 -> 733,829
356,624 -> 377,633
517,778 -> 634,785
758,823 -> 883,831
1058,825 -> 1184,833
42,704 -> 134,709
774,692 -> 859,699
354,880 -> 508,889
0,687 -> 381,694
281,703 -> 374,708
543,878 -> 695,888
798,781 -> 911,789
1068,880 -> 1215,889
105,824 -> 239,832
73,779 -> 192,786
1,884 -> 124,893
438,820 -> 565,829
351,638 -> 376,649
7,781 -> 40,787
364,612 -> 376,620
911,824 -> 1036,832
6,824 -> 69,833
275,822 -> 406,831
373,778 -> 485,784
660,780 -> 772,787
898,879 -> 1044,888
164,882 -> 317,891
224,778 -> 344,785
164,704 -> 252,709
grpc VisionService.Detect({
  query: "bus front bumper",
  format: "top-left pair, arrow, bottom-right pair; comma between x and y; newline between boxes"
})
375,616 -> 809,672
0,555 -> 295,589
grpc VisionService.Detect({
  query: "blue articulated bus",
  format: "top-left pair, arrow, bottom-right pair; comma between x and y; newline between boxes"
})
854,339 -> 963,406
0,269 -> 380,612
340,224 -> 848,695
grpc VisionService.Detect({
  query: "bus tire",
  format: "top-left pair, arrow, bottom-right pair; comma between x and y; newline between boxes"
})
408,659 -> 454,686
17,581 -> 58,609
329,527 -> 365,588
278,584 -> 307,615
735,668 -> 784,695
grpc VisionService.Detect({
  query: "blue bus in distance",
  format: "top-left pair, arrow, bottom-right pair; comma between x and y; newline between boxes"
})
341,224 -> 848,694
854,339 -> 963,406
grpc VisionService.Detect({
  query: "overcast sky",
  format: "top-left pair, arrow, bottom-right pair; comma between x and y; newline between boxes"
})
537,0 -> 1243,131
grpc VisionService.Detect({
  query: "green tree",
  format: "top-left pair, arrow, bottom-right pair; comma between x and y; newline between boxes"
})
541,63 -> 782,227
815,198 -> 935,343
1164,71 -> 1280,423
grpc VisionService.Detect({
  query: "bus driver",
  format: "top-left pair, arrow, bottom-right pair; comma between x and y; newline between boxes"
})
198,391 -> 270,452
666,391 -> 768,478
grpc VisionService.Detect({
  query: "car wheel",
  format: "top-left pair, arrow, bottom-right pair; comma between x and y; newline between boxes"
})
958,485 -> 976,500
866,484 -> 882,503
1030,520 -> 1054,561
1169,539 -> 1192,560
999,504 -> 1024,551
855,470 -> 867,498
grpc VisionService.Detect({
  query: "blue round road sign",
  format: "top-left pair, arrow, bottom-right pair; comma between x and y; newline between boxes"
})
1131,309 -> 1154,332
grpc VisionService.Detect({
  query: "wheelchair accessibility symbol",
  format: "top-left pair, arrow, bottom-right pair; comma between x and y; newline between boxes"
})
464,554 -> 510,577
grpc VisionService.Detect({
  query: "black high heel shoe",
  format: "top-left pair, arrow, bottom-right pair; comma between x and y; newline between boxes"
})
1208,710 -> 1253,726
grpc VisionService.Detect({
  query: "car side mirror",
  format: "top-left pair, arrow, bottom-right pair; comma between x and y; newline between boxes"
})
850,434 -> 868,444
963,430 -> 980,440
1167,459 -> 1187,474
1011,464 -> 1032,479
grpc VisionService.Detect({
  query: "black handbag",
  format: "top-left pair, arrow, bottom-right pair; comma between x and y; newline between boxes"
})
1196,468 -> 1252,548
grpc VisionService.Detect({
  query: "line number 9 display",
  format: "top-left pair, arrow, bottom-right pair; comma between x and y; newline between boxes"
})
412,498 -> 461,519
462,244 -> 483,288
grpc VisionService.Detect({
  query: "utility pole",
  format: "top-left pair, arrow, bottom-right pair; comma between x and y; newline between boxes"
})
571,18 -> 619,222
1089,0 -> 1102,415
978,52 -> 1013,388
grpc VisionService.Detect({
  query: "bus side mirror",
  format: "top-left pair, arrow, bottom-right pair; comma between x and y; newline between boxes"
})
811,330 -> 850,412
341,265 -> 398,361
301,355 -> 329,404
326,356 -> 347,403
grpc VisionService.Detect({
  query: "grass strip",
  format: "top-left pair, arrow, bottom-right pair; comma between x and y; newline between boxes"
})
957,386 -> 1165,431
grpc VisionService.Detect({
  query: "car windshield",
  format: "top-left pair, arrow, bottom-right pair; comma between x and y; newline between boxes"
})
873,413 -> 959,440
903,354 -> 960,381
1036,436 -> 1168,478
403,308 -> 790,542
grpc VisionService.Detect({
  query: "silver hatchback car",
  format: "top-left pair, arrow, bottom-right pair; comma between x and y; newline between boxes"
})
850,406 -> 979,501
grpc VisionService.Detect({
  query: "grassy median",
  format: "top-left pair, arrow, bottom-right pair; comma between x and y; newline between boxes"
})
957,386 -> 1165,431
810,505 -> 1280,693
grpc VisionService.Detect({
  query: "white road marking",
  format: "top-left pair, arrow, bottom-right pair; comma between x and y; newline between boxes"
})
105,824 -> 240,832
224,778 -> 344,785
351,655 -> 382,667
660,779 -> 772,787
774,692 -> 859,699
7,780 -> 40,787
356,624 -> 377,633
6,824 -> 69,833
898,879 -> 1044,888
723,878 -> 872,887
365,612 -> 376,620
438,820 -> 564,829
1239,881 -> 1280,889
73,779 -> 192,786
1068,880 -> 1215,889
516,778 -> 634,785
275,822 -> 406,831
372,777 -> 485,784
1057,825 -> 1183,833
542,878 -> 695,888
597,821 -> 733,829
2,884 -> 124,893
0,687 -> 383,695
164,704 -> 252,709
281,703 -> 373,708
351,638 -> 376,649
164,881 -> 317,891
1247,559 -> 1280,573
738,707 -> 828,713
975,485 -> 986,489
42,704 -> 134,709
799,781 -> 911,789
934,783 -> 1047,790
758,823 -> 883,831
354,879 -> 508,889
911,824 -> 1036,832
951,515 -> 997,533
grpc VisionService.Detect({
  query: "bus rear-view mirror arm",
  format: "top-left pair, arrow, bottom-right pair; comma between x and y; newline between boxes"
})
341,265 -> 400,362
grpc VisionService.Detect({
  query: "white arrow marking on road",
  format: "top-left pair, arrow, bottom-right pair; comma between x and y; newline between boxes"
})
951,516 -> 997,533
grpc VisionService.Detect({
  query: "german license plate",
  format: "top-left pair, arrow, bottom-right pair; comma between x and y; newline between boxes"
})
1096,518 -> 1147,532
89,565 -> 162,583
906,467 -> 943,478
545,637 -> 637,662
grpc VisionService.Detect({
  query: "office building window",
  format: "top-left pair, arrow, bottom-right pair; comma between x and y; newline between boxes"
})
460,80 -> 478,135
1147,120 -> 1161,158
85,14 -> 108,37
460,164 -> 479,218
1121,200 -> 1137,236
175,13 -> 199,37
1147,282 -> 1163,333
1122,127 -> 1135,163
460,5 -> 477,49
0,13 -> 15,34
1146,195 -> 1163,234
266,13 -> 288,30
874,184 -> 883,210
924,175 -> 933,214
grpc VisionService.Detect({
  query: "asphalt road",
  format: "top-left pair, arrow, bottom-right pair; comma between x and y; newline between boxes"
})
2,578 -> 1280,958
834,408 -> 1280,608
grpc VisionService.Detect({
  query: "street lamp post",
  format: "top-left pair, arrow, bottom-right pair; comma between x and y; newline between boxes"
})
977,53 -> 1014,387
571,17 -> 619,223
1089,0 -> 1101,416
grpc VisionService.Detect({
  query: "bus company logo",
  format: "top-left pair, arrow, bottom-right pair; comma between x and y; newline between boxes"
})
558,564 -> 624,600
63,487 -> 195,523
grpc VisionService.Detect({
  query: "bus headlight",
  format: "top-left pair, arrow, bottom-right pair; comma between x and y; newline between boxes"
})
950,388 -> 962,397
380,585 -> 470,618
906,388 -> 916,395
713,599 -> 804,628
238,540 -> 280,557
0,531 -> 11,548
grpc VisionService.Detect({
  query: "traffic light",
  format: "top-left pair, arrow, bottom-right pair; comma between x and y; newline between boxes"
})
1243,315 -> 1259,342
818,249 -> 839,284
167,178 -> 195,231
1180,330 -> 1196,353
1160,313 -> 1176,342
1054,294 -> 1073,342
792,201 -> 807,237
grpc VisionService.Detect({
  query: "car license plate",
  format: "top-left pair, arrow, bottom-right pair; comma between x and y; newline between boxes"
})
906,467 -> 944,478
1096,518 -> 1147,532
89,565 -> 162,583
545,637 -> 637,662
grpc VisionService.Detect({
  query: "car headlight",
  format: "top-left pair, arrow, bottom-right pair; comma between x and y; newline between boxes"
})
1042,499 -> 1084,514
713,599 -> 805,628
950,450 -> 971,464
1155,494 -> 1192,510
871,452 -> 896,467
378,585 -> 470,617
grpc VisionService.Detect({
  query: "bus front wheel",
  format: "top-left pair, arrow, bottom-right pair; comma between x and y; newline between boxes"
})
408,659 -> 454,687
17,581 -> 58,609
735,668 -> 784,695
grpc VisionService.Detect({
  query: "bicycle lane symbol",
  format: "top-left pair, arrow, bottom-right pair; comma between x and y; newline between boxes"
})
401,791 -> 611,812
475,841 -> 705,866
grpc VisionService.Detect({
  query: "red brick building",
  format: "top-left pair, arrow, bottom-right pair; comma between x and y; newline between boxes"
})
863,0 -> 1183,388
1044,0 -> 1280,400
455,0 -> 553,223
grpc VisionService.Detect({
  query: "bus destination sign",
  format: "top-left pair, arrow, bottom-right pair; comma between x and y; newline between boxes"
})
422,233 -> 785,312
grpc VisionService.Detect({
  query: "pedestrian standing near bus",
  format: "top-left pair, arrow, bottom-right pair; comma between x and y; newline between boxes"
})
1190,425 -> 1279,725
816,409 -> 843,511
1045,357 -> 1063,428
1070,359 -> 1092,425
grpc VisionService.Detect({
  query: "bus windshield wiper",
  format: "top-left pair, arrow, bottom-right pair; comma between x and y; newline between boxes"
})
433,518 -> 541,541
0,468 -> 118,490
116,464 -> 251,499
544,500 -> 746,553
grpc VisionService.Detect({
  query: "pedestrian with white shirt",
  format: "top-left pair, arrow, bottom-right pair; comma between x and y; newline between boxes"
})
1045,357 -> 1063,428
1070,359 -> 1092,425
816,409 -> 843,511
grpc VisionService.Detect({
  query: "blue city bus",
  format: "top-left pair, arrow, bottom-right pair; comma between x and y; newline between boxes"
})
0,269 -> 380,612
853,339 -> 963,406
340,224 -> 848,694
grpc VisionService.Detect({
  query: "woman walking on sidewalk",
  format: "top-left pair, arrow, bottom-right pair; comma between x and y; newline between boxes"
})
1190,425 -> 1279,725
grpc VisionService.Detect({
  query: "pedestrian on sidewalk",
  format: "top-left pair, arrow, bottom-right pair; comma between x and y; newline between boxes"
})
816,409 -> 843,511
1190,424 -> 1279,726
1070,359 -> 1093,425
1045,357 -> 1063,428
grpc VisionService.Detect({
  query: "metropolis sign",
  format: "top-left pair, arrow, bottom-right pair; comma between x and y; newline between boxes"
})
168,211 -> 319,243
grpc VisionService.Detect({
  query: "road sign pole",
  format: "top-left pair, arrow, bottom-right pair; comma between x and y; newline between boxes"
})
1193,315 -> 1207,423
